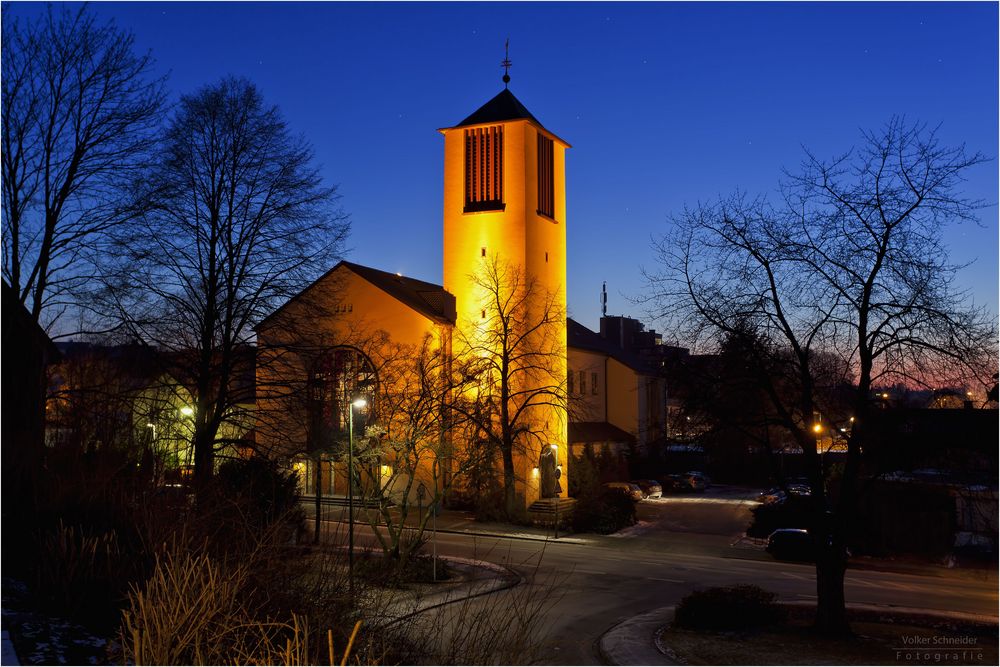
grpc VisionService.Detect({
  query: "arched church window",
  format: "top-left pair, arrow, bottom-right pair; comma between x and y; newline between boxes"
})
307,347 -> 376,454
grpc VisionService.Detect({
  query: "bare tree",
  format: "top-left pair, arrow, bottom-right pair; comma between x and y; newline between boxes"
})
647,118 -> 996,634
355,335 -> 492,570
100,77 -> 349,492
1,4 -> 165,327
452,256 -> 567,520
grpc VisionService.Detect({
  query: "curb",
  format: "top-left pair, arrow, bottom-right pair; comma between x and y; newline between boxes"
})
598,602 -> 1000,666
313,514 -> 592,545
378,556 -> 523,628
599,606 -> 677,666
432,525 -> 591,545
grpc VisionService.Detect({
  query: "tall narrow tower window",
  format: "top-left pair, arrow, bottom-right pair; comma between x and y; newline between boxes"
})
464,126 -> 504,212
537,133 -> 554,218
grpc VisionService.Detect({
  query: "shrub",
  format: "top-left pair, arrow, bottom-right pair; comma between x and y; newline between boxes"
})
355,549 -> 451,586
673,584 -> 786,631
191,457 -> 305,557
571,487 -> 636,534
213,457 -> 302,528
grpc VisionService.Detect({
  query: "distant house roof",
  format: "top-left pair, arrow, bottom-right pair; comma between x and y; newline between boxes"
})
568,421 -> 636,445
442,88 -> 570,146
567,318 -> 657,374
2,281 -> 60,362
257,260 -> 456,329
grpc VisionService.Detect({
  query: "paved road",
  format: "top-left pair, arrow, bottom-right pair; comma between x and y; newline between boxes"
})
307,489 -> 998,665
415,530 -> 997,664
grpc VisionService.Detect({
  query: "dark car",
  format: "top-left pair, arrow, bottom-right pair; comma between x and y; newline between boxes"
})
659,474 -> 690,493
684,471 -> 710,492
603,482 -> 644,502
757,487 -> 785,504
765,528 -> 815,561
631,479 -> 663,499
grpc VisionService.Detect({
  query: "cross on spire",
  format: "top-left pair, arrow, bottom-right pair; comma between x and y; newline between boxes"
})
501,38 -> 512,87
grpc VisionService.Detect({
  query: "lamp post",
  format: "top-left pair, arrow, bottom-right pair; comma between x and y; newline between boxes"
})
347,396 -> 367,592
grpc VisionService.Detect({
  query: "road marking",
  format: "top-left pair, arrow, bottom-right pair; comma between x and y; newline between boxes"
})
796,594 -> 817,599
780,571 -> 811,580
575,569 -> 608,575
647,577 -> 685,583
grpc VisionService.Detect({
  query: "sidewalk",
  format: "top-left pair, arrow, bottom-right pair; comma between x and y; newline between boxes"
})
304,501 -> 593,545
599,602 -> 1000,666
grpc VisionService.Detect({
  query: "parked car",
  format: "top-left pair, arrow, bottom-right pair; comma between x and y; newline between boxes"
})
603,482 -> 644,502
757,482 -> 811,504
659,474 -> 690,493
684,471 -> 710,492
631,479 -> 663,499
757,487 -> 785,504
765,528 -> 815,561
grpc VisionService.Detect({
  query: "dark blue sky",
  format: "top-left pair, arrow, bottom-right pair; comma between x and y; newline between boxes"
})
9,2 -> 998,336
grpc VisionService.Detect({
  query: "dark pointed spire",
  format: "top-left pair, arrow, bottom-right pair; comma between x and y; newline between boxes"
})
501,38 -> 512,88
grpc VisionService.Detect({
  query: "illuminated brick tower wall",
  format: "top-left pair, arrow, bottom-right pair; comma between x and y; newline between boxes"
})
440,87 -> 569,508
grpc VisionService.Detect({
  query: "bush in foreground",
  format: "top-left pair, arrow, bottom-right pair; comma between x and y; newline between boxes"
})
674,585 -> 786,631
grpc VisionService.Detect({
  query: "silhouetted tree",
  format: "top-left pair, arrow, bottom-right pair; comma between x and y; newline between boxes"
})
2,4 -> 164,326
452,257 -> 567,520
100,77 -> 349,492
648,118 -> 996,634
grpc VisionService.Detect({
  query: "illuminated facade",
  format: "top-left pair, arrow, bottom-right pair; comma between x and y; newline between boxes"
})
258,86 -> 570,512
439,89 -> 570,508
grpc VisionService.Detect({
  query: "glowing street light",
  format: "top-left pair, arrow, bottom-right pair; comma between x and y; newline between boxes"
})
348,396 -> 367,592
180,406 -> 194,416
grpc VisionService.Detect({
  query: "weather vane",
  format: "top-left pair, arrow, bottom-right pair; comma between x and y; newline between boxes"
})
501,38 -> 512,87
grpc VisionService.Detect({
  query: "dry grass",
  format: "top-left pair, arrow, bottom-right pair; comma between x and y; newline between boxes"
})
119,542 -> 365,666
382,547 -> 565,665
119,502 -> 563,665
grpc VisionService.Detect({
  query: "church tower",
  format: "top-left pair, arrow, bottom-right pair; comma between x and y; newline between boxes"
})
439,76 -> 570,510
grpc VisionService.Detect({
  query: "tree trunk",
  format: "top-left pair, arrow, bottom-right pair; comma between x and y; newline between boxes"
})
193,422 -> 215,498
814,540 -> 850,635
501,445 -> 517,519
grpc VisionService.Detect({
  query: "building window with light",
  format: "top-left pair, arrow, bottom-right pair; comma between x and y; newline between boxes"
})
464,125 -> 504,212
537,133 -> 554,218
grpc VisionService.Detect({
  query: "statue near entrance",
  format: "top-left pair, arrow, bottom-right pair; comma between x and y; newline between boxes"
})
538,445 -> 562,498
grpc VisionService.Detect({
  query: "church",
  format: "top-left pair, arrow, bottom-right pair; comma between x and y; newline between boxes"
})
256,77 -> 573,516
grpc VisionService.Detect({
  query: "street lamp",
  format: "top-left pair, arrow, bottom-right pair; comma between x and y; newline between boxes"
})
348,396 -> 367,591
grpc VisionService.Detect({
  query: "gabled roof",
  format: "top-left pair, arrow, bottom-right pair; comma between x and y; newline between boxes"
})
567,318 -> 658,374
257,260 -> 456,329
441,88 -> 570,146
569,421 -> 636,445
340,261 -> 456,325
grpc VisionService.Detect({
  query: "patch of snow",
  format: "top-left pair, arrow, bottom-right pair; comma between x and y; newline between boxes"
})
607,520 -> 655,538
2,631 -> 20,666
